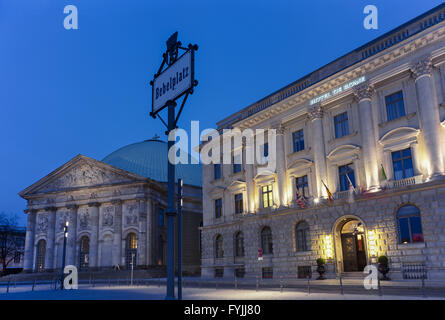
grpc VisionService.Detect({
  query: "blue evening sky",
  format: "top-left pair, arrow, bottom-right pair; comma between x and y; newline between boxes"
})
1,0 -> 443,225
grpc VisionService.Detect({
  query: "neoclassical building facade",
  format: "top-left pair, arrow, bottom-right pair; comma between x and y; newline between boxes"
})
20,139 -> 202,274
201,5 -> 445,280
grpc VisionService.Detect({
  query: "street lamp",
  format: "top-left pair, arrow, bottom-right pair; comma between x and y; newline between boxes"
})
60,220 -> 69,290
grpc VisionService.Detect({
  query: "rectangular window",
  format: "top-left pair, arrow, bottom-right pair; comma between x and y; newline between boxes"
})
235,268 -> 245,278
262,184 -> 273,208
215,198 -> 223,219
338,164 -> 356,192
214,268 -> 224,278
234,193 -> 244,215
392,148 -> 414,180
295,175 -> 309,198
385,91 -> 406,121
334,112 -> 350,138
297,266 -> 312,279
292,129 -> 305,153
214,163 -> 221,180
233,154 -> 242,173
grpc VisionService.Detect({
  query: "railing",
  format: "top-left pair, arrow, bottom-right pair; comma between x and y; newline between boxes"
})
403,263 -> 427,280
334,190 -> 351,200
389,175 -> 422,189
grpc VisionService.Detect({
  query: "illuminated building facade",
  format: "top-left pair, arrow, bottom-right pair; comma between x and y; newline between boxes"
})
201,4 -> 445,280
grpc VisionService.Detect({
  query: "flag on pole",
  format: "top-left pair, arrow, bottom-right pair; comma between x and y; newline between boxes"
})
380,164 -> 387,181
380,164 -> 388,189
296,189 -> 306,209
321,180 -> 333,202
346,174 -> 355,204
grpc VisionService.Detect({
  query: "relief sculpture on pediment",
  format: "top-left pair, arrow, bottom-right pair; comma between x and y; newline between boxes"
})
39,163 -> 129,193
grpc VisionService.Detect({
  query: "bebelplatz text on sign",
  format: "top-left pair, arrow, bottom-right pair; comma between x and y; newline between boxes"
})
152,49 -> 194,114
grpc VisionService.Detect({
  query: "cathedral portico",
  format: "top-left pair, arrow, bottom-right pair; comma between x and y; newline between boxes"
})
20,140 -> 203,274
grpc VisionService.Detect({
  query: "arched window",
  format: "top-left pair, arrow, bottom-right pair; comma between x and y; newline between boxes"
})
234,232 -> 244,257
215,234 -> 224,258
295,221 -> 310,252
36,239 -> 46,272
397,205 -> 423,243
261,226 -> 273,254
125,233 -> 138,269
79,236 -> 90,271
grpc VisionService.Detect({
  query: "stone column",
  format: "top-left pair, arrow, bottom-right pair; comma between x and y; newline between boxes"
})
23,209 -> 37,272
146,198 -> 153,265
44,207 -> 57,271
88,202 -> 100,270
274,125 -> 287,207
309,104 -> 328,199
66,204 -> 78,266
137,198 -> 147,267
412,58 -> 445,179
245,142 -> 256,213
410,142 -> 422,176
112,199 -> 122,267
355,83 -> 380,191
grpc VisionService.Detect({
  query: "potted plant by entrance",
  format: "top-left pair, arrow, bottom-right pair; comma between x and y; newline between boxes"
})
316,258 -> 327,280
377,255 -> 390,280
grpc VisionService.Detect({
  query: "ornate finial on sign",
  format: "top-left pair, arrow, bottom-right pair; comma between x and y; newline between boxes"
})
152,134 -> 160,140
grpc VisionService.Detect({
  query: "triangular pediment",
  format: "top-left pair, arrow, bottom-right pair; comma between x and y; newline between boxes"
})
19,155 -> 147,197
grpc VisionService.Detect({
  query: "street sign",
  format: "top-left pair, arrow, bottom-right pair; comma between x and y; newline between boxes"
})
152,49 -> 194,115
258,248 -> 263,261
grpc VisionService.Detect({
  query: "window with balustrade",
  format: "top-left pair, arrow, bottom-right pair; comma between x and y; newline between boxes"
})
392,148 -> 414,180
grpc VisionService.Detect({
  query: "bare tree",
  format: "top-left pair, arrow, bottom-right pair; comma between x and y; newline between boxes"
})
0,213 -> 23,275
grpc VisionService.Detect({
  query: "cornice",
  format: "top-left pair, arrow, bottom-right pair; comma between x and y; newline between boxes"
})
234,23 -> 445,130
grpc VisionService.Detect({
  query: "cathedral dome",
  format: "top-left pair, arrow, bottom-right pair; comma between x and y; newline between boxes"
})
102,139 -> 201,187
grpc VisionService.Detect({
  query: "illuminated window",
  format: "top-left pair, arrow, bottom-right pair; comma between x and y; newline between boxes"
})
262,185 -> 273,208
261,226 -> 273,254
334,112 -> 349,138
392,148 -> 414,180
125,233 -> 137,269
385,91 -> 405,121
397,205 -> 423,244
292,129 -> 305,153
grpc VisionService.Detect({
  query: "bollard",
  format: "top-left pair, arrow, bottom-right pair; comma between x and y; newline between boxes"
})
422,277 -> 427,298
6,280 -> 10,293
339,275 -> 344,295
235,277 -> 238,289
108,278 -> 111,287
307,277 -> 310,295
14,280 -> 16,289
92,276 -> 95,288
280,276 -> 283,293
215,279 -> 218,289
158,277 -> 160,288
256,276 -> 259,292
378,277 -> 382,297
117,279 -> 120,286
32,279 -> 36,291
54,278 -> 57,290
89,274 -> 92,285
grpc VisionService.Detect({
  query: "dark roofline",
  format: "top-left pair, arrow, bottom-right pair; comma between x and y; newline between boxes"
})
217,2 -> 445,129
